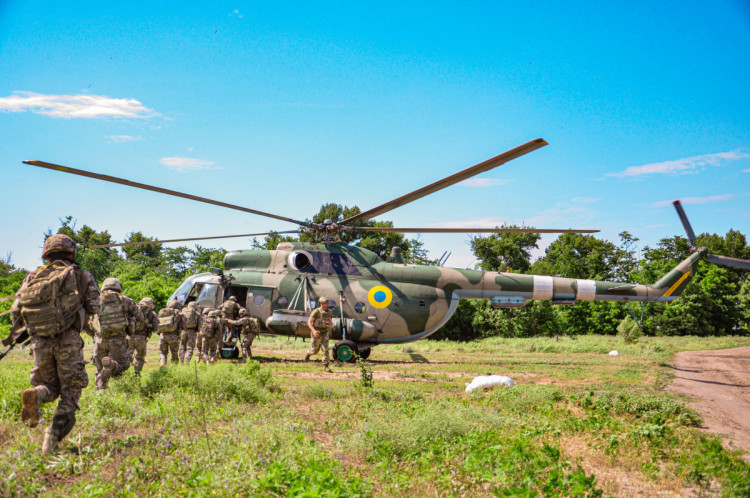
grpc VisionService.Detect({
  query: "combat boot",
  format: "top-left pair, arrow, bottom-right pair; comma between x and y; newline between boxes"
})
324,366 -> 332,373
160,356 -> 167,368
42,427 -> 59,454
304,353 -> 311,362
21,388 -> 41,428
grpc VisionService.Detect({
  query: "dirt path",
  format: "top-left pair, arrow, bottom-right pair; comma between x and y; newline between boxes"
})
664,346 -> 750,460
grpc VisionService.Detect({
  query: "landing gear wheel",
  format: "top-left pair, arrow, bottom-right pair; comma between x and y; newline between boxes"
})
333,340 -> 359,363
220,345 -> 240,359
358,347 -> 371,360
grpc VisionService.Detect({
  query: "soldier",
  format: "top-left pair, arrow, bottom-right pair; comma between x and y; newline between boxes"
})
157,300 -> 184,367
225,308 -> 261,363
220,296 -> 240,351
179,301 -> 203,364
129,297 -> 159,376
199,310 -> 223,364
305,297 -> 334,373
92,278 -> 141,391
195,307 -> 214,364
12,234 -> 100,453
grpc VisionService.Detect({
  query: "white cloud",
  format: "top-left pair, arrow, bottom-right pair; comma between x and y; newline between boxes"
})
458,178 -> 511,187
652,194 -> 734,207
105,135 -> 143,143
0,91 -> 158,119
160,157 -> 222,173
610,151 -> 750,177
230,9 -> 244,18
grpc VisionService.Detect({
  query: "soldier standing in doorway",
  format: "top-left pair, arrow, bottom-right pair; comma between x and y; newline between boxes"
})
179,301 -> 203,364
158,300 -> 184,367
305,297 -> 334,373
92,278 -> 141,390
10,234 -> 100,453
129,297 -> 158,376
225,307 -> 261,363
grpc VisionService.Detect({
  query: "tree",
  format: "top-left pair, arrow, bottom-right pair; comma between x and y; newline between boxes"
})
0,254 -> 28,329
50,216 -> 122,282
122,232 -> 162,267
470,229 -> 541,273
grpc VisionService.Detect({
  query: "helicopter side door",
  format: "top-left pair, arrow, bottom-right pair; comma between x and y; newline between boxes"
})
245,285 -> 276,323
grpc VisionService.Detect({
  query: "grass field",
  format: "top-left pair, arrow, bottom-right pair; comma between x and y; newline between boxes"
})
1,334 -> 749,496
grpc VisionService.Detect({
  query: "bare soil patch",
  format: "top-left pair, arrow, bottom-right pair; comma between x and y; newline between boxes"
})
664,346 -> 750,460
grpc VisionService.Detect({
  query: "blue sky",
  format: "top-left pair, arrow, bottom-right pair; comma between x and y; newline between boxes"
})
1,1 -> 749,272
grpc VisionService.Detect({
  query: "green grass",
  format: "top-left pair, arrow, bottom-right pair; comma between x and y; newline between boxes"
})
0,334 -> 748,496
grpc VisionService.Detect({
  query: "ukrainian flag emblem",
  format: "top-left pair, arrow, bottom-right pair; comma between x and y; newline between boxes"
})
368,285 -> 393,309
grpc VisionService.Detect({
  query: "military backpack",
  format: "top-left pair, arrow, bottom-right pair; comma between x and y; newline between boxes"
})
199,315 -> 219,338
16,261 -> 82,337
158,308 -> 179,333
97,292 -> 129,338
183,307 -> 200,329
133,304 -> 149,335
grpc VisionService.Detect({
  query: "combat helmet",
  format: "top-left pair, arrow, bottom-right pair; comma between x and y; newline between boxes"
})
167,299 -> 180,309
208,310 -> 221,318
187,301 -> 198,308
228,296 -> 237,302
238,308 -> 247,316
139,297 -> 155,309
101,277 -> 123,292
42,234 -> 77,259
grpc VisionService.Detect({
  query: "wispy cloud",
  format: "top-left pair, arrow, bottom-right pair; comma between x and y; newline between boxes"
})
652,194 -> 734,207
160,157 -> 222,173
610,151 -> 750,177
229,9 -> 244,19
105,135 -> 143,143
0,91 -> 158,119
458,178 -> 511,187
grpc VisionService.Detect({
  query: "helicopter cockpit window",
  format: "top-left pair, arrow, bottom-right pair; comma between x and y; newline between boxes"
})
170,279 -> 195,305
196,283 -> 219,307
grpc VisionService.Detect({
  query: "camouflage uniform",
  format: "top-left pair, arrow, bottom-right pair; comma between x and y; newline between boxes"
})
305,299 -> 333,371
179,302 -> 203,364
92,278 -> 141,391
12,234 -> 100,453
195,307 -> 214,363
199,311 -> 222,364
158,300 -> 184,367
128,297 -> 159,376
220,296 -> 240,347
226,308 -> 261,363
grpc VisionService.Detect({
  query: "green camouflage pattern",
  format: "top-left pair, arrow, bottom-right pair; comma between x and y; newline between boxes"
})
170,242 -> 708,348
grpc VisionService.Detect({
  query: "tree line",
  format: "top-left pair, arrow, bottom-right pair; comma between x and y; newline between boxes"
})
2,207 -> 749,339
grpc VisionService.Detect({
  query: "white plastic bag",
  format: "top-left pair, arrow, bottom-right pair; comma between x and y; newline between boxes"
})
465,375 -> 515,393
608,350 -> 619,356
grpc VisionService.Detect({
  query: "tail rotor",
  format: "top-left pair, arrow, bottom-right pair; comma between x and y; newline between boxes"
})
672,200 -> 750,271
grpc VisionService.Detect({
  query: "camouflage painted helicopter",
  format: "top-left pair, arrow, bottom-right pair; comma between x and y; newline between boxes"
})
22,139 -> 750,362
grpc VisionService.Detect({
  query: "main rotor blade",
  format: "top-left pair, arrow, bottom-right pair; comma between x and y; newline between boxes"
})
707,254 -> 750,271
0,295 -> 16,303
90,231 -> 301,248
672,200 -> 697,245
22,160 -> 309,226
352,226 -> 599,234
342,138 -> 548,225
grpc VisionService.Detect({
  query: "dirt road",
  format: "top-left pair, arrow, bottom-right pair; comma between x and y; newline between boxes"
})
664,346 -> 750,460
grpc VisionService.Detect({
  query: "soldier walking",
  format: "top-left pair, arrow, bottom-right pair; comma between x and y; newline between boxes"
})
129,297 -> 158,376
92,278 -> 141,390
199,310 -> 222,364
11,234 -> 100,453
179,301 -> 202,364
305,297 -> 334,373
195,307 -> 214,363
225,307 -> 261,363
157,300 -> 184,367
220,296 -> 240,352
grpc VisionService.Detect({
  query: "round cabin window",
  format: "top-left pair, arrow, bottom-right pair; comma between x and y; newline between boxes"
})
289,251 -> 312,271
254,295 -> 265,306
354,302 -> 366,313
277,296 -> 289,307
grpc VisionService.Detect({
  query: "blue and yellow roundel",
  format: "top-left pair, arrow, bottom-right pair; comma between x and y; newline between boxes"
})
367,285 -> 393,309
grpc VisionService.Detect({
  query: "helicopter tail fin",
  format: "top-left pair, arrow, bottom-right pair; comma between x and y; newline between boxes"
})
651,201 -> 750,299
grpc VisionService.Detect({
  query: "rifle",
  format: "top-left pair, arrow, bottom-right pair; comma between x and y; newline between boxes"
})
0,316 -> 29,361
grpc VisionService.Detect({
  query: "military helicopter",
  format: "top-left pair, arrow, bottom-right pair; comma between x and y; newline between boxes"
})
22,139 -> 750,362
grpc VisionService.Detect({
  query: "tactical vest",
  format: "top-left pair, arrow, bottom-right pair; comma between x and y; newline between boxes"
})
133,304 -> 149,335
98,292 -> 129,338
183,307 -> 200,329
222,300 -> 237,315
158,308 -> 179,334
17,261 -> 82,337
312,308 -> 333,332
